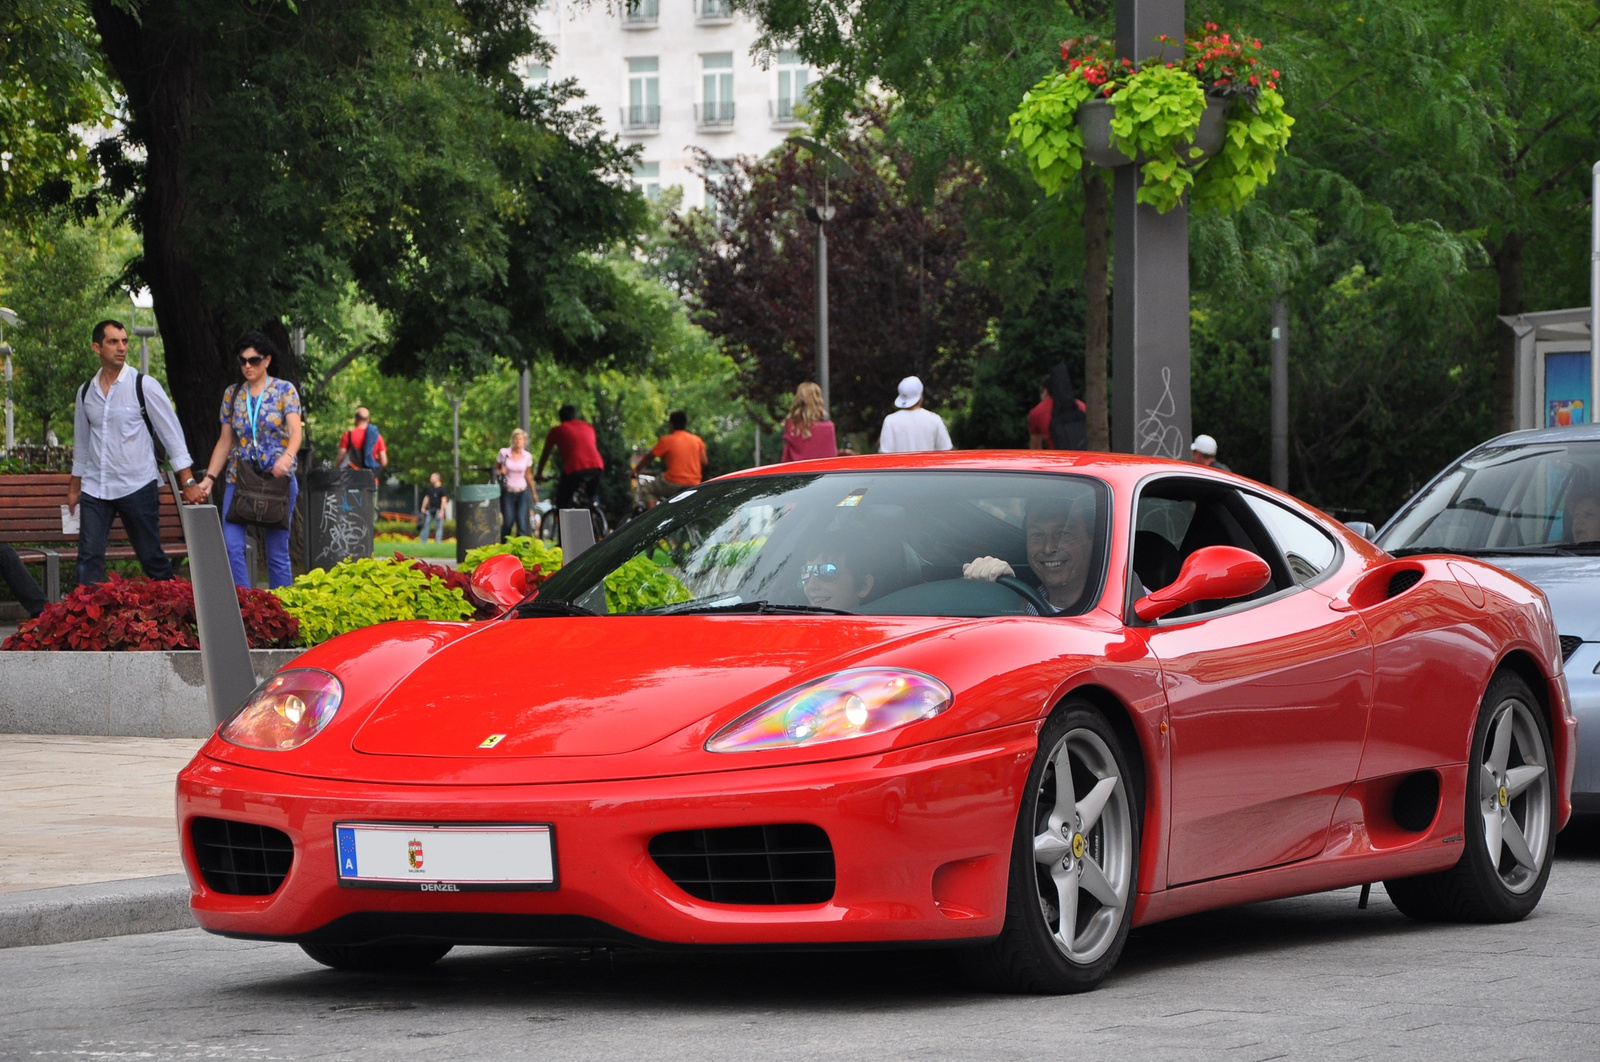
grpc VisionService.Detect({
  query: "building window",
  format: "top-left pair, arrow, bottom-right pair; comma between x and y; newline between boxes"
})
704,159 -> 732,220
633,161 -> 661,201
774,50 -> 810,125
697,0 -> 734,21
698,53 -> 735,128
622,0 -> 659,27
522,59 -> 549,85
625,57 -> 660,130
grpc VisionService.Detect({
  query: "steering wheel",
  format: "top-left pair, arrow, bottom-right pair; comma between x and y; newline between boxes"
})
995,575 -> 1055,614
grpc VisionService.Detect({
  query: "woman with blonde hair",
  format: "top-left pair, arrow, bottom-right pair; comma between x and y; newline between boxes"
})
496,428 -> 538,539
781,381 -> 840,463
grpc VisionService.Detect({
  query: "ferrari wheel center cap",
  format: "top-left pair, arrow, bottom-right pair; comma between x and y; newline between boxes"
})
1498,784 -> 1509,808
1071,833 -> 1087,860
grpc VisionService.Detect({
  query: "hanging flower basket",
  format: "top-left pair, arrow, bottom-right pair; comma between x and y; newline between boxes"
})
1009,25 -> 1294,215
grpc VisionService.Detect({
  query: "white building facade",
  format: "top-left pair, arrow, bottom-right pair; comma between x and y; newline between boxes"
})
527,0 -> 812,209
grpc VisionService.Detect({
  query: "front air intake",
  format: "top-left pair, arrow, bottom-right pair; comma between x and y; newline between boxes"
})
1560,635 -> 1583,662
191,817 -> 294,896
649,824 -> 835,905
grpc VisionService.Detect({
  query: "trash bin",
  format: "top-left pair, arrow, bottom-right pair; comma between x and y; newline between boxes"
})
305,467 -> 377,571
455,483 -> 502,564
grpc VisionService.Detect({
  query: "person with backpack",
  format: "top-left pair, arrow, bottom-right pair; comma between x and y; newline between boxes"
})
335,407 -> 387,478
68,319 -> 205,586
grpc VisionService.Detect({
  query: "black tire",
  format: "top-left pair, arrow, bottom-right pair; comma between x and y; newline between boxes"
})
963,701 -> 1142,993
1384,669 -> 1555,923
299,942 -> 454,973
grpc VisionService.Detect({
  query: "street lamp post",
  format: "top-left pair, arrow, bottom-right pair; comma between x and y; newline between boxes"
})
129,288 -> 156,375
449,393 -> 462,497
788,136 -> 855,415
0,307 -> 18,454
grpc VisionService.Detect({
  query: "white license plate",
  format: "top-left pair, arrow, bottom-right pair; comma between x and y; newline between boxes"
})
335,823 -> 556,892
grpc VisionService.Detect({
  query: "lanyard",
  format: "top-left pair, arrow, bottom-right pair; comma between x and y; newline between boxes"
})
244,384 -> 266,445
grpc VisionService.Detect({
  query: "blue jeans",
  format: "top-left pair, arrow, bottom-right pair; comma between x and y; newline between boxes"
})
501,489 -> 531,539
222,476 -> 299,589
419,510 -> 445,543
77,481 -> 173,585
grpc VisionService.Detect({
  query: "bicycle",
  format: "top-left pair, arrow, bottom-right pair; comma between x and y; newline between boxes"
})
536,475 -> 609,545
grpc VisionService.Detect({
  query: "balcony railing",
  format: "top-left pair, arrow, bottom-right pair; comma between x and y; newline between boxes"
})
695,101 -> 736,128
621,104 -> 662,131
622,0 -> 659,27
770,98 -> 805,126
696,0 -> 734,21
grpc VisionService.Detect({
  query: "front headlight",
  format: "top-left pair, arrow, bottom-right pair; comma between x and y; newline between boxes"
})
220,669 -> 343,751
707,668 -> 951,753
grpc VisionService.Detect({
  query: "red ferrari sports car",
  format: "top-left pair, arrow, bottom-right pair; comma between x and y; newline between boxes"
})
178,453 -> 1575,992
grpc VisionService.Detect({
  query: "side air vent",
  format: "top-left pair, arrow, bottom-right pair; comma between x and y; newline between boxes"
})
1387,569 -> 1423,598
1560,635 -> 1584,662
191,817 -> 294,896
649,824 -> 835,905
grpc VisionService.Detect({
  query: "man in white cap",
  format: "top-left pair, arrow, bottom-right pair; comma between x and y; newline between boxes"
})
878,376 -> 953,454
1191,434 -> 1230,471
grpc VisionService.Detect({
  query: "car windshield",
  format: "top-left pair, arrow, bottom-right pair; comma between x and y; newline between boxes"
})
1379,440 -> 1600,554
530,471 -> 1110,617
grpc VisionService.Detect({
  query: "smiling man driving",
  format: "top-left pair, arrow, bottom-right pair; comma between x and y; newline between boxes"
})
962,498 -> 1096,612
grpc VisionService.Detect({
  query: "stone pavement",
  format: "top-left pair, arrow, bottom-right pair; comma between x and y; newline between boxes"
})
0,733 -> 201,893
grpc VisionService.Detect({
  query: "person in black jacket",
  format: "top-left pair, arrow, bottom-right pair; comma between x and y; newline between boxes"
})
1,544 -> 46,619
1047,363 -> 1088,451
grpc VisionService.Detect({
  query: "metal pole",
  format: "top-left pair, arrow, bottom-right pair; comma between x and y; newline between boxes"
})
132,327 -> 157,375
1271,298 -> 1289,490
1112,0 -> 1190,457
753,418 -> 761,466
1590,161 -> 1599,425
816,220 -> 829,411
519,369 -> 531,437
3,343 -> 12,453
451,395 -> 461,495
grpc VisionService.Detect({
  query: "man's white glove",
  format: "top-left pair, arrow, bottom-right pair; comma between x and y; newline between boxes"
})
962,556 -> 1015,582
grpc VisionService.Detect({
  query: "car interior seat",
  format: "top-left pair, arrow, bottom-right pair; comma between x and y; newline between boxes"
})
1131,530 -> 1181,593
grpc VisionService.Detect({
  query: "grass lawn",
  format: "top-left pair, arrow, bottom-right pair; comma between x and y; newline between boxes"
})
379,538 -> 457,559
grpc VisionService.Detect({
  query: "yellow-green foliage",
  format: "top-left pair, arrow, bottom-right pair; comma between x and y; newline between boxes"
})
1191,88 -> 1294,215
604,554 -> 691,613
1107,63 -> 1208,213
1008,72 -> 1096,197
273,557 -> 475,645
460,536 -> 563,575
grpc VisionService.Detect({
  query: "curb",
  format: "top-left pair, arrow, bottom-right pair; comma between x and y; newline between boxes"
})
0,874 -> 194,948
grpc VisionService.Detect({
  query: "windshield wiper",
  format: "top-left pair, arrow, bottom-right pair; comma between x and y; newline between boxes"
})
515,599 -> 596,617
1389,545 -> 1576,558
652,599 -> 854,616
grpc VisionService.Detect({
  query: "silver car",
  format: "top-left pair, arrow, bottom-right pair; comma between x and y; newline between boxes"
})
1378,424 -> 1600,813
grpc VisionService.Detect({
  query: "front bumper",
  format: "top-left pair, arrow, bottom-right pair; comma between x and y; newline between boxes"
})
178,724 -> 1037,947
1567,643 -> 1600,811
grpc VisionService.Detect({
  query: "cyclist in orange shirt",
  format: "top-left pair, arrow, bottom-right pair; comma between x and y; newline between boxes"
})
634,410 -> 707,508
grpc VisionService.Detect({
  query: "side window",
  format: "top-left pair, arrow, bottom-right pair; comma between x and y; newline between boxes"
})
1243,495 -> 1338,585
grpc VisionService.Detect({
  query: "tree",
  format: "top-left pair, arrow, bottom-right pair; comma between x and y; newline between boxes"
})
676,123 -> 998,434
0,214 -> 133,441
86,0 -> 648,462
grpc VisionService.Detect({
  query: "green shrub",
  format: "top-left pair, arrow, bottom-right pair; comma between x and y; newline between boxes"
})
273,557 -> 475,645
460,536 -> 563,575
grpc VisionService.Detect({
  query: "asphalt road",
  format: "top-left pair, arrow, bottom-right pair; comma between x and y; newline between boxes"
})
5,820 -> 1600,1062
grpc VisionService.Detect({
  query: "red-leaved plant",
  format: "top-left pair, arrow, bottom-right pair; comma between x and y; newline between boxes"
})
2,575 -> 299,651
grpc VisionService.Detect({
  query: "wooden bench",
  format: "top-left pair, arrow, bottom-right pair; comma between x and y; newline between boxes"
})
0,473 -> 188,601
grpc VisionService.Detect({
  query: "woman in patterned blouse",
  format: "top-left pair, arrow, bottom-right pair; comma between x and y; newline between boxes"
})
197,330 -> 303,588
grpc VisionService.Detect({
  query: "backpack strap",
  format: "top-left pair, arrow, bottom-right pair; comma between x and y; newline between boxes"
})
133,372 -> 169,468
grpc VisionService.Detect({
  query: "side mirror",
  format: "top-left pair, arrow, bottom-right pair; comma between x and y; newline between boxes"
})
468,552 -> 528,611
1343,520 -> 1377,541
1134,545 -> 1272,622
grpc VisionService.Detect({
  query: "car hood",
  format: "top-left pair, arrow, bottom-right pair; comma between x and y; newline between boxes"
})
350,614 -> 956,758
1469,554 -> 1600,642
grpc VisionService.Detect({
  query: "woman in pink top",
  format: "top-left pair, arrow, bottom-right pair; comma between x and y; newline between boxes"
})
496,429 -> 539,539
781,382 -> 839,463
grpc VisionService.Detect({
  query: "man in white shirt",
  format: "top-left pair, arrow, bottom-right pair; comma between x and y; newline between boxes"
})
68,319 -> 204,585
877,376 -> 953,454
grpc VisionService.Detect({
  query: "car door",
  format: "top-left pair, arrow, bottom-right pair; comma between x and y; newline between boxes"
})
1132,478 -> 1373,886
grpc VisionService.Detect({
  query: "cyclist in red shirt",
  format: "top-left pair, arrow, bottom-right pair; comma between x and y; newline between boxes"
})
535,404 -> 606,511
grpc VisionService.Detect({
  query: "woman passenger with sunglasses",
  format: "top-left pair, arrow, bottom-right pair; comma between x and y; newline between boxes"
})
197,330 -> 303,588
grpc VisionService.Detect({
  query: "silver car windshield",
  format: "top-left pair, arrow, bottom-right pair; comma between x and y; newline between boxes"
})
530,471 -> 1110,617
1380,440 -> 1600,553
